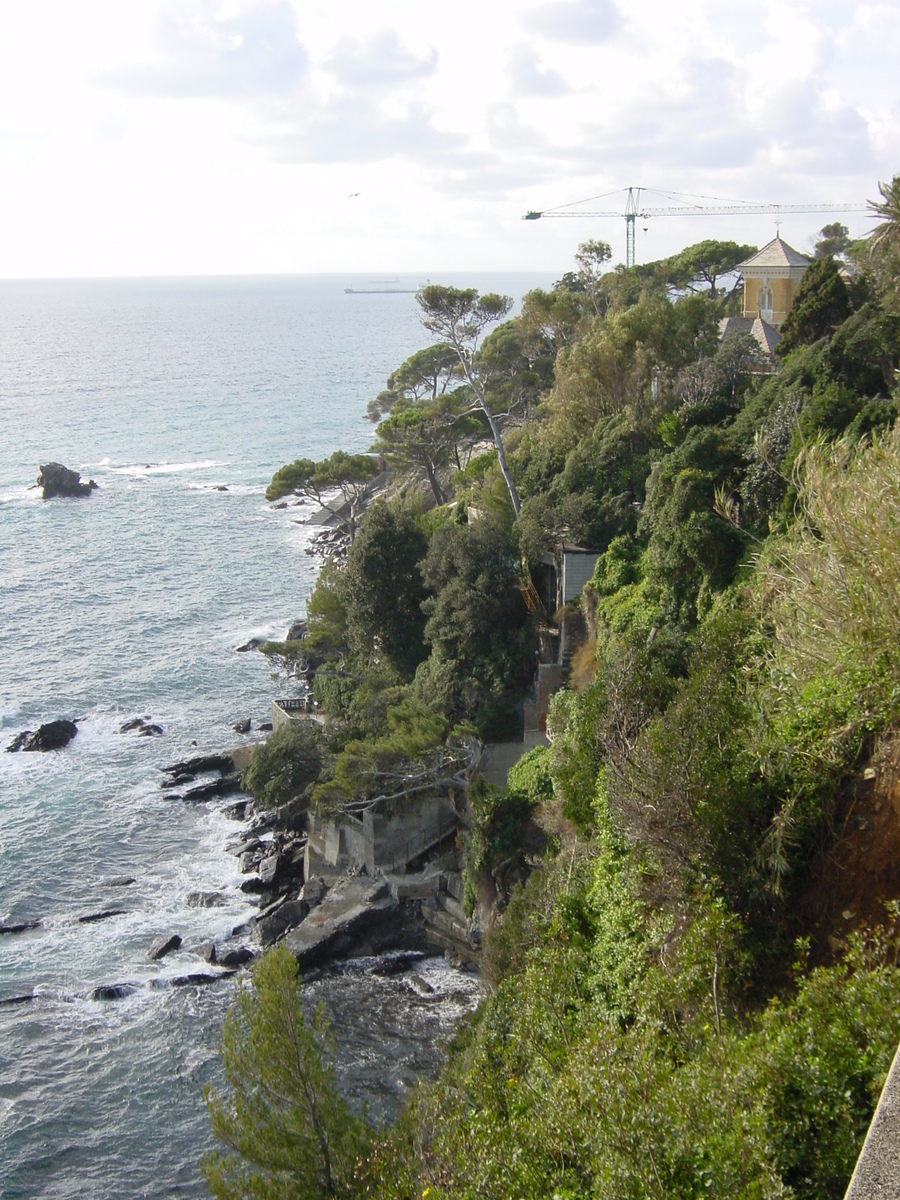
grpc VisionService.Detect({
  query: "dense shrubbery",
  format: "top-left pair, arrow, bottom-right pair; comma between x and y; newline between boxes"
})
210,200 -> 900,1199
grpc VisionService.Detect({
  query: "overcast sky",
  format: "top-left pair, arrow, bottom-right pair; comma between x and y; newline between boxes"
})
0,0 -> 897,278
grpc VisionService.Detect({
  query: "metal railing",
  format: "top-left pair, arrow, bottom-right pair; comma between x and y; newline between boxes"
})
275,697 -> 315,714
379,809 -> 456,874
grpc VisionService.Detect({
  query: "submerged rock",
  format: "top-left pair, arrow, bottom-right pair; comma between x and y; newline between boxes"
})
179,774 -> 244,803
0,919 -> 42,936
38,462 -> 98,499
186,891 -> 226,908
0,993 -> 34,1007
171,971 -> 235,988
217,947 -> 255,968
161,753 -> 234,781
6,719 -> 78,753
148,934 -> 182,961
78,909 -> 125,924
92,983 -> 138,1001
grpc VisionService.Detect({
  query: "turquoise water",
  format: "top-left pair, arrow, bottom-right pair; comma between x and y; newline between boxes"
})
0,274 -> 547,1198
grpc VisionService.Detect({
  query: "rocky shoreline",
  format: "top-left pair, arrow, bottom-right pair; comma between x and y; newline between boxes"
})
1,728 -> 480,1008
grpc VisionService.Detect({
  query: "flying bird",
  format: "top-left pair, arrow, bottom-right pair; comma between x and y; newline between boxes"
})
349,192 -> 361,198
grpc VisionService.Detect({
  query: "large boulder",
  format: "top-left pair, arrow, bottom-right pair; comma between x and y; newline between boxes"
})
38,462 -> 98,499
6,719 -> 78,753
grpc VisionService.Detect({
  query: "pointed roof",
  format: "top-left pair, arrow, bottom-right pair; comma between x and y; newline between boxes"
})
718,315 -> 781,360
738,235 -> 811,270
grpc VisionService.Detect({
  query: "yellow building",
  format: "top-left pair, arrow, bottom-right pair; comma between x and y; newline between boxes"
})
737,235 -> 811,327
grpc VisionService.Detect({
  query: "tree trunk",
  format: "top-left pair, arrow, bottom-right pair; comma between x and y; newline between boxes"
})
455,353 -> 521,516
424,458 -> 445,505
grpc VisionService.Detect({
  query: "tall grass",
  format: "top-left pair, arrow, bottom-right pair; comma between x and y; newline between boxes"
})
757,422 -> 900,777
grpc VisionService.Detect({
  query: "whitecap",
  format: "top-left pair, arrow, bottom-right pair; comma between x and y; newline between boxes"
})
109,460 -> 228,477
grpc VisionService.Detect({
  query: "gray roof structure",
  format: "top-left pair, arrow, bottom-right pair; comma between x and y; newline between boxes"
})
718,315 -> 781,359
738,236 -> 811,271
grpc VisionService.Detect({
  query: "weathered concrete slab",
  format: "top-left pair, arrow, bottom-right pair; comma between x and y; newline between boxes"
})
285,876 -> 397,968
384,866 -> 441,901
845,1040 -> 900,1198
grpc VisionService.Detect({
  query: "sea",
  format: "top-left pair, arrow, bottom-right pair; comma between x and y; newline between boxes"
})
0,272 -> 554,1199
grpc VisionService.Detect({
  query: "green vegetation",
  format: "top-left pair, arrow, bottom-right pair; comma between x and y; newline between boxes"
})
242,723 -> 324,813
213,183 -> 900,1197
203,947 -> 366,1199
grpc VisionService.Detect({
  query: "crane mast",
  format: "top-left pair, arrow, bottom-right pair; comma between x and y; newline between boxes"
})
523,189 -> 869,267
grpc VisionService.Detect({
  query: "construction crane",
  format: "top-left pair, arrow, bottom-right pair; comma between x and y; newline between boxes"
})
523,186 -> 869,268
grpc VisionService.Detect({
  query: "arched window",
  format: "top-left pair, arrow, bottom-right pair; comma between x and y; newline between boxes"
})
758,284 -> 774,321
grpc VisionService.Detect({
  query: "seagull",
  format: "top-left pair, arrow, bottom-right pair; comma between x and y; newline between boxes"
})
349,192 -> 361,198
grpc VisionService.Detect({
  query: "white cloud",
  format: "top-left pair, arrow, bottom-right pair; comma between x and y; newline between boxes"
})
103,0 -> 308,97
0,0 -> 894,276
523,0 -> 621,44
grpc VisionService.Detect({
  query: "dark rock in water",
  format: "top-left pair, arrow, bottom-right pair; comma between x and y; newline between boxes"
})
171,971 -> 235,988
38,462 -> 98,499
195,941 -> 217,964
213,485 -> 229,492
405,974 -> 436,997
0,919 -> 42,936
218,947 -> 255,968
370,950 -> 427,977
256,899 -> 309,948
161,753 -> 234,780
99,876 -> 135,888
273,501 -> 288,509
92,983 -> 137,1001
232,920 -> 255,938
186,891 -> 226,908
232,718 -> 251,734
121,716 -> 164,737
148,934 -> 182,960
120,717 -> 150,733
259,720 -> 273,732
223,800 -> 248,820
286,619 -> 307,642
0,992 -> 34,1007
78,909 -> 125,924
7,719 -> 78,753
180,774 -> 243,803
240,877 -> 268,895
235,639 -> 263,653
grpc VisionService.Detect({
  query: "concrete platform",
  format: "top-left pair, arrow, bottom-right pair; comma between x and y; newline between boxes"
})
284,876 -> 397,969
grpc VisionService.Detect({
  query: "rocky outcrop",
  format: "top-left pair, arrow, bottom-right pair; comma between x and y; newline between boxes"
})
285,876 -> 398,969
6,719 -> 78,753
38,462 -> 98,499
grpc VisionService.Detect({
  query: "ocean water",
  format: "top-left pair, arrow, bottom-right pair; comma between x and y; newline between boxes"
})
0,274 -> 549,1199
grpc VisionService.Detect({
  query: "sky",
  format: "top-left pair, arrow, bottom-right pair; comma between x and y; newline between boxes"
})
0,0 -> 897,278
